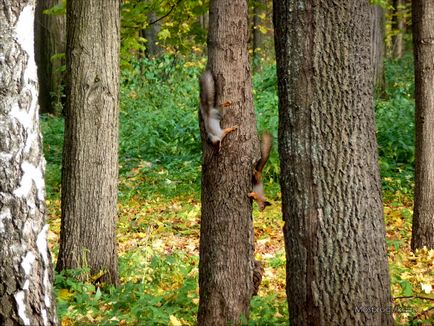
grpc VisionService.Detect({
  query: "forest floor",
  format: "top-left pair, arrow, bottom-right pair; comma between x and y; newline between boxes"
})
45,174 -> 433,325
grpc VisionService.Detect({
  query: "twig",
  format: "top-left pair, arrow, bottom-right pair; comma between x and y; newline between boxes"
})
149,0 -> 182,25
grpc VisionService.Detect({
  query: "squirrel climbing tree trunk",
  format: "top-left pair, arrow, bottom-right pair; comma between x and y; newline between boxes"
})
197,0 -> 261,324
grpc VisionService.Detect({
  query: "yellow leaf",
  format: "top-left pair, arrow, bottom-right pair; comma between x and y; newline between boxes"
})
168,315 -> 182,326
58,288 -> 73,301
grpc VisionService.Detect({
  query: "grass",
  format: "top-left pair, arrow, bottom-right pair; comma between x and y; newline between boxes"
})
42,55 -> 433,325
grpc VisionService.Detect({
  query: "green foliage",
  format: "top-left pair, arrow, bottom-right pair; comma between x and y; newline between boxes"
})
55,252 -> 199,325
375,53 -> 415,196
121,0 -> 208,68
40,115 -> 64,198
43,0 -> 66,16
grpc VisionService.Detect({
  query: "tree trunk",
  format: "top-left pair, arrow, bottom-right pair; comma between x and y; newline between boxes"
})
0,1 -> 57,324
372,4 -> 386,97
141,11 -> 162,58
411,0 -> 434,250
392,0 -> 405,59
56,0 -> 120,285
34,0 -> 66,114
273,1 -> 393,325
197,0 -> 259,324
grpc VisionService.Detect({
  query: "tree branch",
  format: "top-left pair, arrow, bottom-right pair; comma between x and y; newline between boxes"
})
149,0 -> 182,25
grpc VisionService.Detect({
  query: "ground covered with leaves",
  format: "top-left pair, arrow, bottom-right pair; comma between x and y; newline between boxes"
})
42,57 -> 433,325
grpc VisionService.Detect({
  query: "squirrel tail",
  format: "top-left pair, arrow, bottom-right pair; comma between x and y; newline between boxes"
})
199,70 -> 216,111
255,132 -> 272,174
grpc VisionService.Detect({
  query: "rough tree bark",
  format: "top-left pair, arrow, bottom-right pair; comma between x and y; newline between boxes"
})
412,0 -> 434,250
197,0 -> 260,324
0,1 -> 57,324
34,0 -> 66,114
56,0 -> 120,285
273,1 -> 393,325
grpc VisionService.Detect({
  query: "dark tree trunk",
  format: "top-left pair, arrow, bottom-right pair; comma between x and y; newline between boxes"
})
372,4 -> 386,97
57,0 -> 120,285
392,0 -> 405,59
197,0 -> 259,324
0,1 -> 57,324
141,11 -> 162,58
273,1 -> 393,325
411,0 -> 434,250
34,0 -> 66,114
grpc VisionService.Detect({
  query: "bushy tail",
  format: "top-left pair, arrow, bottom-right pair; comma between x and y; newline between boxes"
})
199,70 -> 216,112
256,133 -> 272,174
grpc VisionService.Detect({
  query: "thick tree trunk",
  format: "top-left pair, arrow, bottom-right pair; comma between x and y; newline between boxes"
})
0,1 -> 57,324
372,4 -> 386,97
412,0 -> 434,250
34,0 -> 66,114
273,1 -> 393,325
392,0 -> 405,59
57,0 -> 120,285
197,0 -> 259,324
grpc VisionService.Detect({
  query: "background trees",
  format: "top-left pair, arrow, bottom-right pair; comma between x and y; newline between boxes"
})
197,0 -> 260,324
411,0 -> 434,250
34,0 -> 66,115
273,0 -> 393,324
56,0 -> 120,284
0,1 -> 57,324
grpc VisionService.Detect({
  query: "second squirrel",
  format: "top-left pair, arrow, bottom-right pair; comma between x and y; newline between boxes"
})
248,133 -> 272,211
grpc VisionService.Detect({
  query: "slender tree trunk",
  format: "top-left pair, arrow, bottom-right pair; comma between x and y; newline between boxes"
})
141,11 -> 162,58
34,0 -> 66,115
252,0 -> 267,60
273,1 -> 393,324
412,0 -> 434,250
392,0 -> 405,59
372,4 -> 386,97
0,1 -> 57,324
56,0 -> 120,285
198,0 -> 259,324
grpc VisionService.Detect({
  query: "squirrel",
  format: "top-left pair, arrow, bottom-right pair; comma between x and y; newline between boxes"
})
248,133 -> 272,211
199,70 -> 237,151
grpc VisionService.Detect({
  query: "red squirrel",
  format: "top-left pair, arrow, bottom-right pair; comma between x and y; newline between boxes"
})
199,70 -> 237,151
249,133 -> 272,211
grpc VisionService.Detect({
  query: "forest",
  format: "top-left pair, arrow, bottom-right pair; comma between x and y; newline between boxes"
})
0,0 -> 433,325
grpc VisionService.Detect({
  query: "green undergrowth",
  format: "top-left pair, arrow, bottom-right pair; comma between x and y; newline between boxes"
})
40,54 -> 429,325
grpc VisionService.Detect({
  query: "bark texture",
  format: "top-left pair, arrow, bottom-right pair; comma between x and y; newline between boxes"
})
412,0 -> 434,250
0,1 -> 57,324
34,0 -> 66,114
273,1 -> 393,325
56,0 -> 120,284
198,0 -> 259,324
